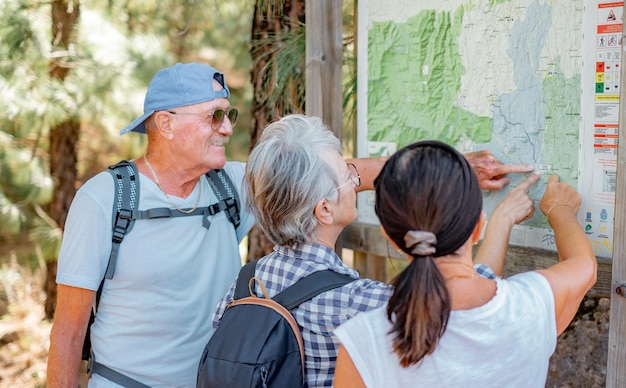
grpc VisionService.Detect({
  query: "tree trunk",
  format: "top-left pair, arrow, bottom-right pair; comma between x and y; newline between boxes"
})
45,0 -> 81,319
247,0 -> 306,261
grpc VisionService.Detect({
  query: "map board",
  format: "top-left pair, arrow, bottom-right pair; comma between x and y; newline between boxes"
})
356,0 -> 619,258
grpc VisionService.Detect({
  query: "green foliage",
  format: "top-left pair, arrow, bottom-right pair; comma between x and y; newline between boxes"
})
0,134 -> 53,237
252,21 -> 307,115
0,135 -> 52,204
342,0 -> 358,156
248,0 -> 359,155
0,1 -> 54,241
29,205 -> 63,261
0,0 -> 256,266
0,0 -> 48,71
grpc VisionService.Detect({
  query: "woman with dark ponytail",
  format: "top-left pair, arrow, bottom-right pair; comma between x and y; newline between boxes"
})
334,140 -> 597,387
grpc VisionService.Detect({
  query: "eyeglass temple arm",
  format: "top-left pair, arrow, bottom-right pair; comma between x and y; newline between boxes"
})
346,157 -> 388,192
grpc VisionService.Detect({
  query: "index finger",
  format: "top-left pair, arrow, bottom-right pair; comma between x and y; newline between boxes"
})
547,174 -> 560,184
493,163 -> 534,175
515,171 -> 541,192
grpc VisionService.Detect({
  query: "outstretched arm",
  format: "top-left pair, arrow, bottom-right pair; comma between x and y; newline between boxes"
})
348,150 -> 533,193
474,172 -> 541,275
535,174 -> 597,334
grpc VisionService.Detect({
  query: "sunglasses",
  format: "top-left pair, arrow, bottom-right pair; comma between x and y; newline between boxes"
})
167,108 -> 238,131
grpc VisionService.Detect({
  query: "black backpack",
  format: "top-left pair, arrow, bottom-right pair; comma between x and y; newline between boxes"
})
197,260 -> 354,388
83,160 -> 242,388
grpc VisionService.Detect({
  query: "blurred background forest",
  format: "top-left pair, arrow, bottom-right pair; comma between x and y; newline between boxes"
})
0,0 -> 357,385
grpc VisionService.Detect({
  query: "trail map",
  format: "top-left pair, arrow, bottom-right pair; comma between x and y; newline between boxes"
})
357,0 -> 617,258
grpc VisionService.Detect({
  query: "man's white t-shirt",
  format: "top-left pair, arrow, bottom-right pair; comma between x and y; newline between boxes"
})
56,161 -> 255,387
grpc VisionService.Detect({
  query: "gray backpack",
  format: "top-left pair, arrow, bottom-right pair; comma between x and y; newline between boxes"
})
83,160 -> 241,388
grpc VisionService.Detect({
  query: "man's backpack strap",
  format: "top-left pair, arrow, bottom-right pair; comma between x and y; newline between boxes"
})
88,358 -> 150,388
102,166 -> 241,280
106,160 -> 140,280
206,169 -> 241,230
81,161 -> 140,367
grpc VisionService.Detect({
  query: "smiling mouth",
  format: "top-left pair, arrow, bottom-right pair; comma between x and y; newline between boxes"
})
210,138 -> 230,147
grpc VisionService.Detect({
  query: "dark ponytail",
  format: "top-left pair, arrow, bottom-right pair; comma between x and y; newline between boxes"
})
374,140 -> 482,367
387,255 -> 450,367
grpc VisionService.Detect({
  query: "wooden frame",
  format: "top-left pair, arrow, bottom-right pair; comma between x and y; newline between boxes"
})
605,4 -> 626,386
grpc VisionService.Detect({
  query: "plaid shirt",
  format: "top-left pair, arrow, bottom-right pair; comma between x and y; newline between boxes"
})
475,263 -> 497,279
211,244 -> 498,387
212,243 -> 393,387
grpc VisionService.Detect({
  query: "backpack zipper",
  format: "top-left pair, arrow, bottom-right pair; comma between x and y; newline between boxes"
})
260,365 -> 268,388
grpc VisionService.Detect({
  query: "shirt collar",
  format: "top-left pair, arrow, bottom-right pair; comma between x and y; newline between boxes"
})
275,243 -> 341,264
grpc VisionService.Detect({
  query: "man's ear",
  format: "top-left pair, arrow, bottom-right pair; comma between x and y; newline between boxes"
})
154,111 -> 174,139
314,198 -> 334,226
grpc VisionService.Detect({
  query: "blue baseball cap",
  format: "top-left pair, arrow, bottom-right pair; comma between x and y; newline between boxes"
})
120,62 -> 231,135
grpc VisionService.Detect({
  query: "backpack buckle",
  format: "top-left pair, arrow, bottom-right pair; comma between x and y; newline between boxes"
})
202,204 -> 221,230
112,209 -> 133,243
223,198 -> 240,228
87,349 -> 95,376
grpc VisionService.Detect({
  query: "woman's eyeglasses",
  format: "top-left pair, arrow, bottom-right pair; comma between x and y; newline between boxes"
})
335,163 -> 361,191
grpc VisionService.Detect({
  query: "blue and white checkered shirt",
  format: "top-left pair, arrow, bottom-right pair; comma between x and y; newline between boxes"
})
211,244 -> 498,387
212,243 -> 393,387
475,263 -> 497,279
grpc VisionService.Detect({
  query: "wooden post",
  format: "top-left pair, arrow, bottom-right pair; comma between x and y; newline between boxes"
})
606,5 -> 626,384
306,0 -> 348,260
305,0 -> 343,139
350,251 -> 388,282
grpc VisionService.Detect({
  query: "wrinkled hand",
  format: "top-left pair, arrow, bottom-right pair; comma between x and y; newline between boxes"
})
492,172 -> 541,226
539,174 -> 581,216
464,150 -> 533,191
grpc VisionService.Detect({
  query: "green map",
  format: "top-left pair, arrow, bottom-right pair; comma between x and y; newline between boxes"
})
359,0 -> 582,242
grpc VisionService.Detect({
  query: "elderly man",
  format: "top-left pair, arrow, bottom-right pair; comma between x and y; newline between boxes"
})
47,63 -> 256,387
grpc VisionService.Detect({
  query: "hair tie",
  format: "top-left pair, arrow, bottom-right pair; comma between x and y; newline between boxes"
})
404,230 -> 437,256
